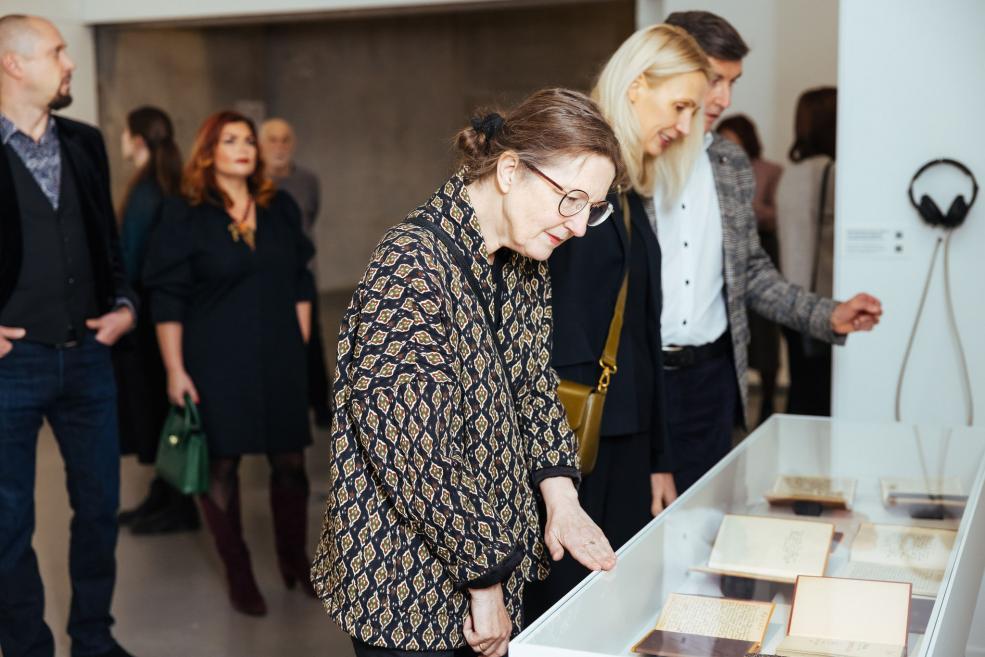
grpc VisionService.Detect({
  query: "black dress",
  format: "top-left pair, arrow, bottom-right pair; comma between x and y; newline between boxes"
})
144,190 -> 315,456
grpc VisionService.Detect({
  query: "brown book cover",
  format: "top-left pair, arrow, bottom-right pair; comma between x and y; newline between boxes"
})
633,630 -> 756,657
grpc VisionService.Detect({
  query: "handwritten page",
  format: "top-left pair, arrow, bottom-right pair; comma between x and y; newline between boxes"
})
845,561 -> 943,597
846,524 -> 955,596
786,576 -> 910,646
707,515 -> 834,581
654,593 -> 774,643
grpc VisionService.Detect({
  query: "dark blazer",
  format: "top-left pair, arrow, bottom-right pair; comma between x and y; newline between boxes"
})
0,115 -> 135,314
550,190 -> 671,471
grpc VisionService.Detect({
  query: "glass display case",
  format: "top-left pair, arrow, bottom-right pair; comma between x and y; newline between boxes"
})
512,415 -> 985,657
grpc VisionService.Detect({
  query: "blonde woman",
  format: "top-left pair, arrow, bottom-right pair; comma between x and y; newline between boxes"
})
526,24 -> 709,621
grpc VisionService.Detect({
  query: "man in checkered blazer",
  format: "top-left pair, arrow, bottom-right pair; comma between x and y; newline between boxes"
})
652,11 -> 883,493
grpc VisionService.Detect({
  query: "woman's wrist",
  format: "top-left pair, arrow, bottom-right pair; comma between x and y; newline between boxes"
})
539,476 -> 578,512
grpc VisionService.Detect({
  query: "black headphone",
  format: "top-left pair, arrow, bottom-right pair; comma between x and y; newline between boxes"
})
908,158 -> 979,229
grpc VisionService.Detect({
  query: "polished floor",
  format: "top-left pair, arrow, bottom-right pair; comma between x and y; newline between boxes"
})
29,291 -> 782,657
32,292 -> 356,657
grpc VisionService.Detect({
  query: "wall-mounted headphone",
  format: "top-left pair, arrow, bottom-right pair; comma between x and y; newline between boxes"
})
908,158 -> 979,229
896,157 -> 978,427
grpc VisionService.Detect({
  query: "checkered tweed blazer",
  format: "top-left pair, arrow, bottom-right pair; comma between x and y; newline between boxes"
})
709,134 -> 845,426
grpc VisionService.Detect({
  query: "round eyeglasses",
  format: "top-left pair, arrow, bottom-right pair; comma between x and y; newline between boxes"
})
525,162 -> 613,227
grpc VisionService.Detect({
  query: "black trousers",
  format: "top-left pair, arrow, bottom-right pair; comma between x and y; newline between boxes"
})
307,293 -> 331,413
524,431 -> 652,624
664,352 -> 740,494
782,327 -> 832,416
351,638 -> 479,657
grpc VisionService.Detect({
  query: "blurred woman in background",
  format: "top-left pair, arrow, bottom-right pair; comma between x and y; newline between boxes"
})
776,87 -> 838,415
114,106 -> 199,535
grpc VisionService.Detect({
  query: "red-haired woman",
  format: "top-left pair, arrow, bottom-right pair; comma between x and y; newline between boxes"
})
144,111 -> 316,616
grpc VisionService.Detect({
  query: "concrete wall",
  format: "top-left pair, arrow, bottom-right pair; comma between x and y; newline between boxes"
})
94,1 -> 635,291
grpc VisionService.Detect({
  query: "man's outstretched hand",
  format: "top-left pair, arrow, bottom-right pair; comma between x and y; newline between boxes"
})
831,293 -> 882,334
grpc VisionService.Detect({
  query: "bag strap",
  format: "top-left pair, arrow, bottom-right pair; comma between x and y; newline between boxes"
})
596,193 -> 632,392
406,215 -> 517,405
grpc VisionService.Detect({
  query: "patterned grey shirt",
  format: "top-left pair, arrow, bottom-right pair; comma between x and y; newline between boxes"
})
0,113 -> 61,210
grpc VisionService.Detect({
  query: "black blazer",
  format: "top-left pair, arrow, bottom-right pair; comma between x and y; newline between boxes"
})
0,115 -> 135,314
549,190 -> 672,471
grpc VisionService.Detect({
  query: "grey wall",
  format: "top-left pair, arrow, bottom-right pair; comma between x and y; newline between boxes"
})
96,1 -> 635,291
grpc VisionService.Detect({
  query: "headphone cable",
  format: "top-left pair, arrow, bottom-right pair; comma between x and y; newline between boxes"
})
894,231 -> 974,426
942,231 -> 974,425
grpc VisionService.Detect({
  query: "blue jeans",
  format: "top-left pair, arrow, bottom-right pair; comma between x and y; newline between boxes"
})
0,335 -> 120,657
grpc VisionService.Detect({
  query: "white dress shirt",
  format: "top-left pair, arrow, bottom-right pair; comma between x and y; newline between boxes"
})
649,133 -> 728,347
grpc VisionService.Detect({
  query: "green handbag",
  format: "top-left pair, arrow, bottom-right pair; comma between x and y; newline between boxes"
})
154,394 -> 210,495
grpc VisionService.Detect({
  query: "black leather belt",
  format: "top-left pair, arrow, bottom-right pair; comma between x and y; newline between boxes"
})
52,328 -> 81,350
663,332 -> 731,369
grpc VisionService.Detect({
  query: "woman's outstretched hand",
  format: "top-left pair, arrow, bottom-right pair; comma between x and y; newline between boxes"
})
539,476 -> 616,571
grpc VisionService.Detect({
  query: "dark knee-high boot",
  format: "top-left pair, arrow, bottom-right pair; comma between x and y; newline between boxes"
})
199,493 -> 268,615
269,479 -> 317,597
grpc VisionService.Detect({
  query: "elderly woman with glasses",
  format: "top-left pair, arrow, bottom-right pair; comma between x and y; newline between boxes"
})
313,88 -> 624,657
525,24 -> 711,621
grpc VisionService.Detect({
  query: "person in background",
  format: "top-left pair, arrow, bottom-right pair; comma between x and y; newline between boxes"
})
144,110 -> 317,616
776,87 -> 838,416
314,88 -> 622,657
716,114 -> 783,423
259,117 -> 332,428
0,14 -> 138,657
658,10 -> 881,494
526,23 -> 709,623
114,105 -> 200,535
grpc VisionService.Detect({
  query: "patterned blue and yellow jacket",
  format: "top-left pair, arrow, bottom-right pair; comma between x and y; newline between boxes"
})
313,172 -> 580,650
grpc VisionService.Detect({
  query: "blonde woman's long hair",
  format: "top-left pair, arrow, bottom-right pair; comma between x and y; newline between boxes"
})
593,24 -> 710,202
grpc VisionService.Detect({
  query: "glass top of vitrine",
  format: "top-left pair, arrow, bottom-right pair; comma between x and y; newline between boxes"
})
512,415 -> 985,657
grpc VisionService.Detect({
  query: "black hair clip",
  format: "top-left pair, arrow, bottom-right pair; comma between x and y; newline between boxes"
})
471,113 -> 505,142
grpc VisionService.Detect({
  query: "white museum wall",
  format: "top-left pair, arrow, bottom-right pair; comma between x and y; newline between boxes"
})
834,1 -> 985,654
